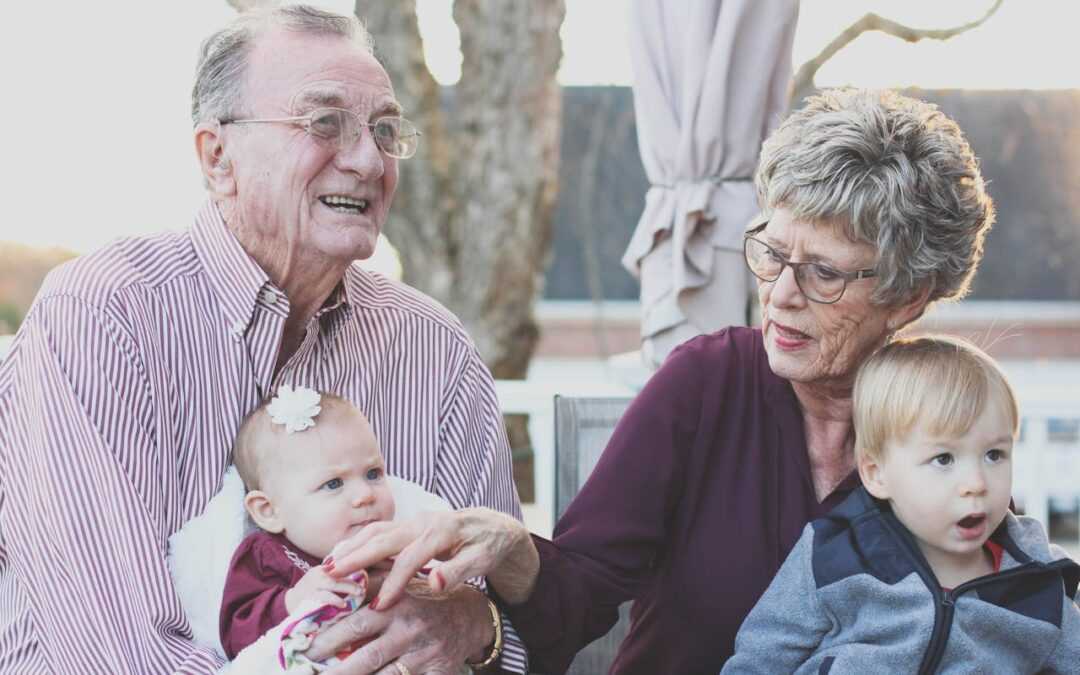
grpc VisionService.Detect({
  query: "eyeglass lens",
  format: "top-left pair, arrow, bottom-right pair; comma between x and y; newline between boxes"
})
744,237 -> 847,303
309,108 -> 418,159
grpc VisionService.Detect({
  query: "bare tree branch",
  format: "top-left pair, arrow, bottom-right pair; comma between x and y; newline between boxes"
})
790,0 -> 1004,105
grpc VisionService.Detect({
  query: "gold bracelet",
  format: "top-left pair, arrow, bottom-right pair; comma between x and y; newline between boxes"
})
465,595 -> 503,671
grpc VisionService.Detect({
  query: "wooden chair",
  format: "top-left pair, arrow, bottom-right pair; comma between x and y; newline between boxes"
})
553,395 -> 634,675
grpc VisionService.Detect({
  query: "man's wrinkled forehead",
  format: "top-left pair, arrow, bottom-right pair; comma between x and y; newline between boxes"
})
291,85 -> 403,118
246,27 -> 399,113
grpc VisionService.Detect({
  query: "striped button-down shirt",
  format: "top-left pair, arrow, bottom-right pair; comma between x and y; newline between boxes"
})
0,202 -> 526,673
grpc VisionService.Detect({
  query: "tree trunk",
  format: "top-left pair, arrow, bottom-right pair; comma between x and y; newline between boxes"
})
358,1 -> 566,381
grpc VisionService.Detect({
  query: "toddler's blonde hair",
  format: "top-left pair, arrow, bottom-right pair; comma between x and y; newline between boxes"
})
854,335 -> 1019,463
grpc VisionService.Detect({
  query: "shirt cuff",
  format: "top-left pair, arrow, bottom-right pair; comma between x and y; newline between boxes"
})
498,610 -> 528,673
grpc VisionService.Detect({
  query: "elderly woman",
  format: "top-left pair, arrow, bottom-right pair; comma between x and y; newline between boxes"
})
322,89 -> 995,674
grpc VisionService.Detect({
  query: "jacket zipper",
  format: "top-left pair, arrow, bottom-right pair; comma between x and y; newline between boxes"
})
875,512 -> 1058,675
920,563 -> 1037,674
918,556 -> 1077,673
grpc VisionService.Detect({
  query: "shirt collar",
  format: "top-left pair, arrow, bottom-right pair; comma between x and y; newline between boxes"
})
191,201 -> 354,338
191,200 -> 269,338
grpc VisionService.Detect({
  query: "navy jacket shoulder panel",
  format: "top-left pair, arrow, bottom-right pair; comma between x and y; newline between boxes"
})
811,487 -> 919,588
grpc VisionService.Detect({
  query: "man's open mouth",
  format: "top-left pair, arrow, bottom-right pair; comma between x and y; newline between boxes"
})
320,195 -> 369,214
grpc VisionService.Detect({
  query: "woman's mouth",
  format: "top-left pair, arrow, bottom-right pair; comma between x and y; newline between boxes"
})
956,513 -> 987,540
771,322 -> 811,350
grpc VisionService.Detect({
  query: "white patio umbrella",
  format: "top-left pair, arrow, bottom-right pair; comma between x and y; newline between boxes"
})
623,0 -> 799,368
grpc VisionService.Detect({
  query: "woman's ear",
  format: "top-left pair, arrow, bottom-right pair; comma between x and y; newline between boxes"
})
886,284 -> 933,333
194,121 -> 236,197
244,490 -> 283,533
857,453 -> 891,500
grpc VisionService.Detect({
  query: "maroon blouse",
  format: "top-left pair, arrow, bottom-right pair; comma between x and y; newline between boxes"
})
500,327 -> 859,674
219,530 -> 322,659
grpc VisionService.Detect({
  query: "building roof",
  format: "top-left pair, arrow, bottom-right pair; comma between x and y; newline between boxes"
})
546,87 -> 1080,302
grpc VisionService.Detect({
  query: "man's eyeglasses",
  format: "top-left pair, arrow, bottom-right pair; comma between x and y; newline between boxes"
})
220,107 -> 421,159
743,224 -> 877,304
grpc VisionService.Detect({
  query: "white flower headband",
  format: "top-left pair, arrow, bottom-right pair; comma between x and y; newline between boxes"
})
266,384 -> 322,434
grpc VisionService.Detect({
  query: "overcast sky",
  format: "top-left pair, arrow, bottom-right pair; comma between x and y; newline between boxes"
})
2,0 -> 1077,254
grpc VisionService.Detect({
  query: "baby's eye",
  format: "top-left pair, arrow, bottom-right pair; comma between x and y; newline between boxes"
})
986,448 -> 1009,463
365,467 -> 384,481
930,453 -> 954,467
321,477 -> 344,490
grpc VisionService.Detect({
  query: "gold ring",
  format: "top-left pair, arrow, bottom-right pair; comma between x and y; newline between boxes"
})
393,662 -> 411,675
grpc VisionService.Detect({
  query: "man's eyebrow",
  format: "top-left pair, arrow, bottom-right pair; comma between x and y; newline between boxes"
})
296,90 -> 347,108
376,100 -> 404,117
295,90 -> 404,118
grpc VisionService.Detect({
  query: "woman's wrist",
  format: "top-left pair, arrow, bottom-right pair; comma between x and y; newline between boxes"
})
487,527 -> 540,605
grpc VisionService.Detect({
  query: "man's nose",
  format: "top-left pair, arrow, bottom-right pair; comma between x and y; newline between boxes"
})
336,127 -> 386,179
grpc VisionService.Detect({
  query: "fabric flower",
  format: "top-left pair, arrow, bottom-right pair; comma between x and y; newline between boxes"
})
266,385 -> 322,434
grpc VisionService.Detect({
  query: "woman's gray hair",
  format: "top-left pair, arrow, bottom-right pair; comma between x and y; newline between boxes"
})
191,5 -> 375,126
755,89 -> 995,306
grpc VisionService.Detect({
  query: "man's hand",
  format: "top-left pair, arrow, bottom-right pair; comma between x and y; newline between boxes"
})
311,582 -> 494,675
285,565 -> 367,614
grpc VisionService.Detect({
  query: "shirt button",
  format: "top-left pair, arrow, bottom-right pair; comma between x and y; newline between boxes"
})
260,289 -> 278,305
230,320 -> 245,336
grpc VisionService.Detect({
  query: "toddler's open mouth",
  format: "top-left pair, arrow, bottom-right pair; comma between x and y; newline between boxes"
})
956,513 -> 988,540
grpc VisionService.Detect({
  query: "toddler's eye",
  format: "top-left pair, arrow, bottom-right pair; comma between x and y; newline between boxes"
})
365,467 -> 383,481
321,477 -> 344,490
930,453 -> 954,467
986,448 -> 1009,463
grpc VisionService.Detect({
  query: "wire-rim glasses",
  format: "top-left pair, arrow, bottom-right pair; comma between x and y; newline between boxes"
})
743,223 -> 877,304
220,107 -> 421,159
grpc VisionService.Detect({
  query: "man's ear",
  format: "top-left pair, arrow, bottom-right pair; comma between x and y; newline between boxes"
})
857,453 -> 890,500
886,284 -> 933,333
244,490 -> 284,533
194,121 -> 236,197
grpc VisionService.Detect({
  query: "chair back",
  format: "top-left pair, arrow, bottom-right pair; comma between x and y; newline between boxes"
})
553,395 -> 634,675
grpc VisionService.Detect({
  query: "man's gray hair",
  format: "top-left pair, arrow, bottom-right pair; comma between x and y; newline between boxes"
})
755,89 -> 995,306
191,4 -> 375,126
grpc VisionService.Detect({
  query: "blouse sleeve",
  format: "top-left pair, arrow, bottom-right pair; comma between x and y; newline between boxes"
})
498,336 -> 712,673
219,534 -> 294,660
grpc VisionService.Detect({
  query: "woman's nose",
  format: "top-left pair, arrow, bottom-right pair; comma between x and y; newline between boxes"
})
769,265 -> 807,308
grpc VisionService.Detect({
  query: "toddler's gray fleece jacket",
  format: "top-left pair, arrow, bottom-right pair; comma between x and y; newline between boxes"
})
721,487 -> 1080,674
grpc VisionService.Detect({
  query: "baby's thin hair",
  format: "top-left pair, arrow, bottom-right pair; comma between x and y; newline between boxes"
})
853,335 -> 1019,462
232,390 -> 353,490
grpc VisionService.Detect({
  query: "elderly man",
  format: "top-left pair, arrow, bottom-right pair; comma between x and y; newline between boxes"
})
0,6 -> 525,674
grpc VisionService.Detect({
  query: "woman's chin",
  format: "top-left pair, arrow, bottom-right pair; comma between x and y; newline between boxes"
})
763,343 -> 819,383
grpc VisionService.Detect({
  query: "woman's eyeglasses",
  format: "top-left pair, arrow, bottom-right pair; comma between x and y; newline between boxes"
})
743,225 -> 877,304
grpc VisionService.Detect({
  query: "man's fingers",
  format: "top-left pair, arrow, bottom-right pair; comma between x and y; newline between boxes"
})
325,633 -> 406,675
307,606 -> 387,662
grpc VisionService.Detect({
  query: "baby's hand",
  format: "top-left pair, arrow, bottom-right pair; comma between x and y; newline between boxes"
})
284,565 -> 366,614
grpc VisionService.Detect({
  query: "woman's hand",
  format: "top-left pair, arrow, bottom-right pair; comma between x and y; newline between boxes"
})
326,507 -> 540,609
